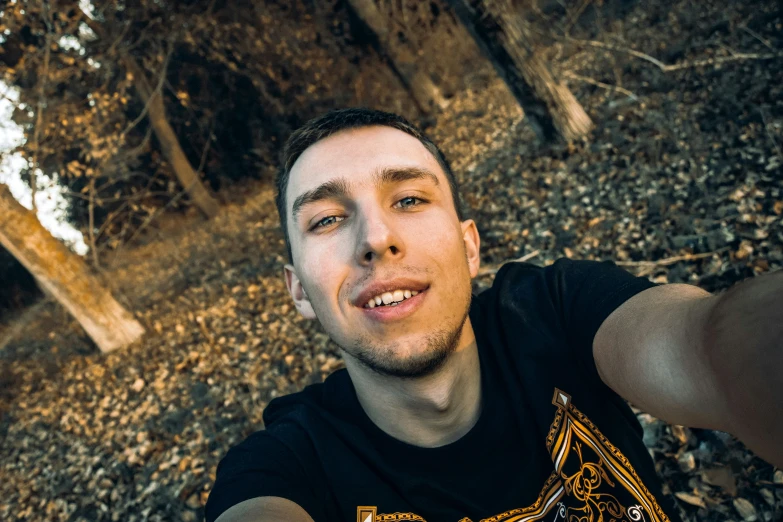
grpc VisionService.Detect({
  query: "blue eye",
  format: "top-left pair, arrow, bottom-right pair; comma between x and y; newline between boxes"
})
313,215 -> 345,230
397,196 -> 423,208
310,197 -> 425,232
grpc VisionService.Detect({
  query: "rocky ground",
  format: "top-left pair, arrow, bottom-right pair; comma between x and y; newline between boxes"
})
1,0 -> 782,521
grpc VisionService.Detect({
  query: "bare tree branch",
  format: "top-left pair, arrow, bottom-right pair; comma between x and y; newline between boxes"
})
562,71 -> 638,99
118,44 -> 174,141
616,249 -> 731,277
572,38 -> 783,72
740,25 -> 776,52
478,250 -> 541,276
196,115 -> 217,174
87,178 -> 100,268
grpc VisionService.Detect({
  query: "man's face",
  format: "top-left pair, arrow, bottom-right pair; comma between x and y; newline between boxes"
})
283,125 -> 480,378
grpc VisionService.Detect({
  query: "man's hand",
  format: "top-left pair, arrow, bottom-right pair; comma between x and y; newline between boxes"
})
593,270 -> 783,467
215,497 -> 315,522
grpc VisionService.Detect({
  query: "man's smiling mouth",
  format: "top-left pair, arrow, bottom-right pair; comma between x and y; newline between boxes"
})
357,287 -> 429,323
363,289 -> 421,309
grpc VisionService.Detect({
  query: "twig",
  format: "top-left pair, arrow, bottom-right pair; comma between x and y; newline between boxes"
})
572,38 -> 783,72
563,0 -> 593,36
616,249 -> 729,268
562,71 -> 638,99
478,249 -> 541,276
0,86 -> 21,107
573,38 -> 668,70
717,43 -> 741,59
196,115 -> 217,174
740,26 -> 775,52
31,0 -> 54,213
105,20 -> 132,57
88,178 -> 100,268
120,127 -> 154,158
118,44 -> 174,141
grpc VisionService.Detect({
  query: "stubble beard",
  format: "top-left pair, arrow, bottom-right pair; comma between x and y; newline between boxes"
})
341,292 -> 472,379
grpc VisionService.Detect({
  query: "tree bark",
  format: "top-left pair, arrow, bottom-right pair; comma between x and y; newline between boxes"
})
346,0 -> 449,114
0,184 -> 145,353
123,56 -> 220,218
446,0 -> 593,142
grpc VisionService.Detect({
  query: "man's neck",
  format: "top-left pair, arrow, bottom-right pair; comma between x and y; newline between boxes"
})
345,320 -> 482,448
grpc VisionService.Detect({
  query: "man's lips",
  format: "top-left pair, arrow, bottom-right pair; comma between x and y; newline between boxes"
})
353,278 -> 429,308
358,287 -> 428,323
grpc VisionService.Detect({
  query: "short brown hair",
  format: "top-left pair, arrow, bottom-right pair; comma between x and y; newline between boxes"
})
276,107 -> 464,263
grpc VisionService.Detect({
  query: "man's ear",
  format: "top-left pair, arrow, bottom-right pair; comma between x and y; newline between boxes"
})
284,264 -> 316,320
461,219 -> 481,279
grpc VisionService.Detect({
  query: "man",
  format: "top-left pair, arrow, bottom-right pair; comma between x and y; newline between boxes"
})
206,108 -> 782,522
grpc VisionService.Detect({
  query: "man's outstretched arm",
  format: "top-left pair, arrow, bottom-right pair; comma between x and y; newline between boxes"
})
593,270 -> 783,467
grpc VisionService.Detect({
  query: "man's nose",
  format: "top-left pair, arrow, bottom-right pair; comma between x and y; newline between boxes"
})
354,207 -> 403,265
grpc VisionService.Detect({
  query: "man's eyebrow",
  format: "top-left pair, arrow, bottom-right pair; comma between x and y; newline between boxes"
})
292,177 -> 350,223
372,166 -> 440,189
290,166 -> 440,223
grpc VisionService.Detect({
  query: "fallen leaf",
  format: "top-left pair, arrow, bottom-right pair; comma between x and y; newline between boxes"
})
675,491 -> 706,508
732,498 -> 757,521
678,452 -> 696,472
670,425 -> 691,445
701,466 -> 737,496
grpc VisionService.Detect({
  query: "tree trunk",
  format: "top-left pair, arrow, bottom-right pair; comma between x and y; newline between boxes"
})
123,56 -> 220,218
346,0 -> 449,114
0,184 -> 145,353
446,0 -> 593,142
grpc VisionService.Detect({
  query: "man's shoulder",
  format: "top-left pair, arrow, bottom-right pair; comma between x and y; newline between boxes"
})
492,257 -> 608,282
221,369 -> 354,469
262,367 -> 352,429
484,257 -> 640,302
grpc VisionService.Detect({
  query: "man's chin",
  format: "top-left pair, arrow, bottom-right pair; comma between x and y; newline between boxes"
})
346,324 -> 465,379
357,348 -> 452,379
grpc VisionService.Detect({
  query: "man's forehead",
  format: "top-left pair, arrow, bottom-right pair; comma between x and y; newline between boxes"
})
287,126 -> 444,200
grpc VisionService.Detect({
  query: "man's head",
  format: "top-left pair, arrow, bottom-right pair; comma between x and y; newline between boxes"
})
276,107 -> 480,379
276,108 -> 465,262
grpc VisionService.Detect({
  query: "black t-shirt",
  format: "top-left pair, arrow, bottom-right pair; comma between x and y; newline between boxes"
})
206,259 -> 682,522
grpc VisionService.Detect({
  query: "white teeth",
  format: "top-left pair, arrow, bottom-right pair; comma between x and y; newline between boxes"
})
364,288 -> 423,308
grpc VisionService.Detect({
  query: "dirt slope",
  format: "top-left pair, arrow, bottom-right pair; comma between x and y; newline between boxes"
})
1,0 -> 782,520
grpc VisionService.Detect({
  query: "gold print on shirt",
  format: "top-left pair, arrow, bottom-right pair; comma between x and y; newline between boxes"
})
359,388 -> 670,522
356,507 -> 425,522
540,388 -> 670,522
559,438 -> 636,522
